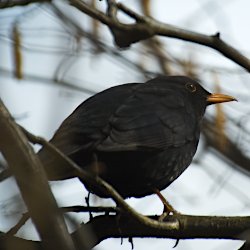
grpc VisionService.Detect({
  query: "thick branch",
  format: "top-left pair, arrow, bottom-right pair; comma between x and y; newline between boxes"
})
0,213 -> 248,249
69,0 -> 250,72
3,0 -> 249,71
80,214 -> 249,246
0,99 -> 75,250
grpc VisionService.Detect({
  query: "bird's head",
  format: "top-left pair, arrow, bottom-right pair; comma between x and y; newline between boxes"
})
148,75 -> 237,119
180,76 -> 236,104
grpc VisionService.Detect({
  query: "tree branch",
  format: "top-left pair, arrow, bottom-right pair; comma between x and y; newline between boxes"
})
69,0 -> 250,72
80,214 -> 250,245
0,99 -> 75,250
2,119 -> 249,248
6,205 -> 119,239
0,213 -> 248,249
4,0 -> 249,71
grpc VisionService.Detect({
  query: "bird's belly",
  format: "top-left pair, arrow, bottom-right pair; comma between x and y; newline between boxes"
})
144,149 -> 194,193
84,144 -> 197,199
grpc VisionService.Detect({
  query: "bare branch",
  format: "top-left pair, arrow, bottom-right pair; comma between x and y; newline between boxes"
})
6,205 -> 119,237
6,212 -> 30,236
1,213 -> 249,249
80,214 -> 250,246
0,99 -> 75,250
69,0 -> 250,72
61,205 -> 119,214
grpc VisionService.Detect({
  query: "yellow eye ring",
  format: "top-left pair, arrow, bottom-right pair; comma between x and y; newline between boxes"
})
185,83 -> 197,93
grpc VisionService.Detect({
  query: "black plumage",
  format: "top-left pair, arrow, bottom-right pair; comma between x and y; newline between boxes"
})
38,76 -> 235,199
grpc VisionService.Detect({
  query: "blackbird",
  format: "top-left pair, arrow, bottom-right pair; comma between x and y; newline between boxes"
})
38,75 -> 235,202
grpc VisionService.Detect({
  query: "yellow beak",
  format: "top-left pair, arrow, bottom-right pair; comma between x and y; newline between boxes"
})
207,93 -> 237,104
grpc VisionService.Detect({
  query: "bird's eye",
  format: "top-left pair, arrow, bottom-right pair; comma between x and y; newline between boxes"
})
185,83 -> 197,93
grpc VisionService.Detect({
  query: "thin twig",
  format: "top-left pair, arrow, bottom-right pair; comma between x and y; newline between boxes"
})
6,212 -> 30,236
6,205 -> 119,237
61,205 -> 119,214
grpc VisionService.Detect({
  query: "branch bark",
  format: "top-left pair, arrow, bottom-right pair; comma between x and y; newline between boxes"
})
2,1 -> 249,71
0,213 -> 248,249
0,99 -> 76,250
69,0 -> 250,72
81,214 -> 250,245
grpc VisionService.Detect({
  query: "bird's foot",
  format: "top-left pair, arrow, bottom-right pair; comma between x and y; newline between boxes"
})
162,199 -> 180,215
153,189 -> 181,221
159,204 -> 181,222
158,204 -> 180,222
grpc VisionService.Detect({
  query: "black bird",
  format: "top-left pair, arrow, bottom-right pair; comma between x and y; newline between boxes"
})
38,76 -> 235,208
